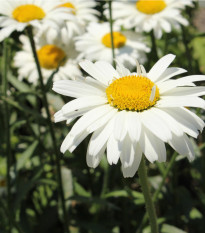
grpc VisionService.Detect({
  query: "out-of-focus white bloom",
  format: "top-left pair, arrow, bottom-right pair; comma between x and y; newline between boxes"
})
38,0 -> 100,43
0,0 -> 72,41
13,35 -> 82,85
75,22 -> 150,69
53,54 -> 205,177
105,0 -> 194,38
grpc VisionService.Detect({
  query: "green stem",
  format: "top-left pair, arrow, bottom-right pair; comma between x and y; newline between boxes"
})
150,30 -> 159,61
26,26 -> 69,233
0,198 -> 24,233
181,26 -> 193,74
138,156 -> 158,233
2,39 -> 12,233
108,0 -> 116,68
136,152 -> 178,233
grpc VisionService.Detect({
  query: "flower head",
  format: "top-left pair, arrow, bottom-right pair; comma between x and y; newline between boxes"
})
75,22 -> 150,69
53,54 -> 205,177
13,35 -> 82,85
105,0 -> 194,38
0,0 -> 72,41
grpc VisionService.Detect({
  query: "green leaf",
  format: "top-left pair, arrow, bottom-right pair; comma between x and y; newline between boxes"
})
190,208 -> 203,219
74,180 -> 91,197
191,37 -> 205,72
161,224 -> 186,233
7,72 -> 36,105
17,140 -> 39,170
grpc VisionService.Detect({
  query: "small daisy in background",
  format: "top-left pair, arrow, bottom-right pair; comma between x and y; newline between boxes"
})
37,0 -> 100,44
105,0 -> 194,38
53,54 -> 205,178
75,22 -> 150,69
0,0 -> 72,42
58,0 -> 99,26
13,34 -> 82,85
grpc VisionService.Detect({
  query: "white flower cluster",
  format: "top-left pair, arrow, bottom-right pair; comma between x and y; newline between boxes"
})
1,0 -> 204,178
0,0 -> 194,85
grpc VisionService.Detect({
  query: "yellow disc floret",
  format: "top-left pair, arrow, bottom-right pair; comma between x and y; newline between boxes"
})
12,5 -> 45,23
37,45 -> 66,70
136,0 -> 167,15
106,75 -> 160,111
102,32 -> 127,48
59,2 -> 76,14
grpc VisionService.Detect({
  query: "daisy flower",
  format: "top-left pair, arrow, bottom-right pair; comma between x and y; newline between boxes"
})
58,0 -> 99,26
13,35 -> 82,85
53,54 -> 205,177
75,22 -> 150,69
0,0 -> 74,42
105,0 -> 194,38
36,0 -> 99,45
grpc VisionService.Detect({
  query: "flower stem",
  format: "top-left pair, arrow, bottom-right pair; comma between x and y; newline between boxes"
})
108,0 -> 116,68
136,152 -> 178,233
26,26 -> 69,233
2,39 -> 12,233
138,156 -> 158,233
150,30 -> 159,61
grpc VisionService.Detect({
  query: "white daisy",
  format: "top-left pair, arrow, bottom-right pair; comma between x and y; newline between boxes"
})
58,0 -> 99,26
0,0 -> 72,42
36,0 -> 99,45
75,22 -> 150,69
53,54 -> 205,178
13,35 -> 82,85
105,0 -> 194,38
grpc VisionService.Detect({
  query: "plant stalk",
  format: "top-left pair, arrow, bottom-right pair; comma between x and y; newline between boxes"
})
136,152 -> 178,233
138,156 -> 158,233
150,30 -> 159,61
108,0 -> 116,68
26,26 -> 69,233
2,39 -> 12,233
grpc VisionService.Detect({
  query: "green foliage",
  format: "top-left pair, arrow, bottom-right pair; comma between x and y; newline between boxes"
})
1,2 -> 205,233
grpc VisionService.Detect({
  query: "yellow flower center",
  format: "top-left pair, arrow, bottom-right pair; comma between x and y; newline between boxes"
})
136,0 -> 167,15
102,32 -> 127,48
12,5 -> 45,23
37,45 -> 66,70
106,75 -> 160,111
59,2 -> 76,14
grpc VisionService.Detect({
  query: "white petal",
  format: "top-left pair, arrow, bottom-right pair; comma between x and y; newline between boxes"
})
162,108 -> 201,138
151,108 -> 183,136
115,59 -> 131,77
69,105 -> 113,139
107,133 -> 120,165
139,109 -> 172,142
54,110 -> 67,123
87,115 -> 115,157
121,145 -> 142,178
156,67 -> 187,83
163,86 -> 205,97
61,96 -> 107,117
87,108 -> 118,133
127,111 -> 141,142
79,60 -> 119,85
157,96 -> 205,109
53,80 -> 104,98
168,133 -> 195,161
139,125 -> 166,163
159,75 -> 205,94
60,130 -> 88,154
120,134 -> 135,168
86,144 -> 106,168
114,111 -> 128,141
148,54 -> 176,82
